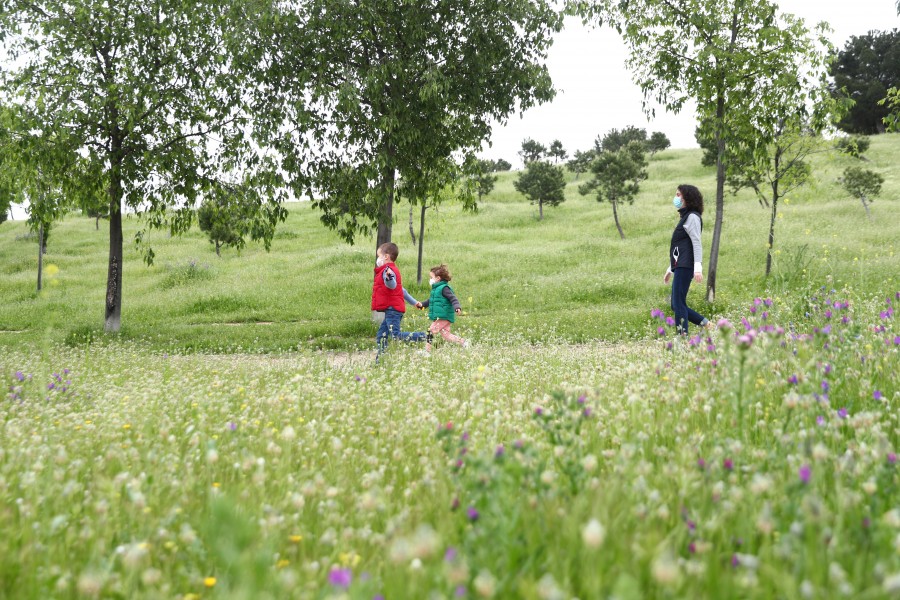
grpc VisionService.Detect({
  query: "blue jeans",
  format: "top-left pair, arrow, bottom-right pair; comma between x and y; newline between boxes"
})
671,268 -> 706,335
376,308 -> 426,355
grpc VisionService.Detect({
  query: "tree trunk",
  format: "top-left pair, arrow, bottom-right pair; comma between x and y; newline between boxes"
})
105,129 -> 125,332
408,204 -> 416,245
765,150 -> 782,278
417,203 -> 426,285
215,240 -> 221,257
860,194 -> 871,218
706,88 -> 726,304
539,199 -> 544,220
37,223 -> 43,293
95,215 -> 100,230
612,199 -> 625,240
375,164 -> 395,252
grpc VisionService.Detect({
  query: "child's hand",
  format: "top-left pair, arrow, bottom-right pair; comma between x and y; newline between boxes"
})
663,271 -> 672,284
415,302 -> 423,309
455,308 -> 461,315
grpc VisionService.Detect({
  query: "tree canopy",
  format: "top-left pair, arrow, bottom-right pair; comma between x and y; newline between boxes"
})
274,0 -> 563,249
514,161 -> 566,220
829,29 -> 900,134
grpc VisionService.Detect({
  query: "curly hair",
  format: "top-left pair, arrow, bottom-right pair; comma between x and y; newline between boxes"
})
429,264 -> 452,282
678,184 -> 704,215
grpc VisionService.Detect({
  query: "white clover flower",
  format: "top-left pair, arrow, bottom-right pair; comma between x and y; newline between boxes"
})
883,509 -> 900,528
537,573 -> 565,600
76,573 -> 103,597
862,480 -> 878,495
473,569 -> 497,598
884,572 -> 900,594
750,474 -> 772,495
651,552 -> 681,586
812,443 -> 830,461
581,518 -> 605,549
281,426 -> 296,441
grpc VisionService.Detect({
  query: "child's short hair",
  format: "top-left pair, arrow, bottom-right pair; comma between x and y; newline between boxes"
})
378,242 -> 399,261
430,264 -> 451,281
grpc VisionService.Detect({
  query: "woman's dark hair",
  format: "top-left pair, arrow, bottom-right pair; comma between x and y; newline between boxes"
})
678,184 -> 703,215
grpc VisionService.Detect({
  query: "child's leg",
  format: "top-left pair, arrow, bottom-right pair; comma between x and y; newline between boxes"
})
431,319 -> 466,346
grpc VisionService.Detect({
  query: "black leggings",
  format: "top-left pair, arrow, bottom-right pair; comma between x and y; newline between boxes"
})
671,268 -> 706,334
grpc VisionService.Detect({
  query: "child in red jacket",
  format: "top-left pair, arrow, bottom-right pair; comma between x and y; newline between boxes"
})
372,242 -> 426,359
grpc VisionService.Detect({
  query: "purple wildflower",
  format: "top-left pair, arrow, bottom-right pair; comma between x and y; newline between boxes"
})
583,407 -> 592,418
816,415 -> 825,426
14,371 -> 24,382
837,407 -> 848,419
466,506 -> 479,522
455,586 -> 467,597
534,407 -> 543,416
731,554 -> 740,567
723,458 -> 734,471
873,390 -> 883,401
888,453 -> 897,465
799,464 -> 811,484
697,458 -> 706,470
495,444 -> 505,458
788,374 -> 798,385
689,541 -> 697,554
657,327 -> 666,336
651,308 -> 664,319
717,318 -> 732,331
444,547 -> 458,562
328,568 -> 352,589
821,380 -> 829,393
666,317 -> 676,327
451,497 -> 460,510
577,395 -> 586,404
228,422 -> 237,431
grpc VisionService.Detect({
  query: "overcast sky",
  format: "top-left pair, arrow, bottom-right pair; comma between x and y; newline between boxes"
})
481,0 -> 900,167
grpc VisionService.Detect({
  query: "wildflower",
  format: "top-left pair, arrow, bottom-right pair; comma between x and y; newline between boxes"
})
723,458 -> 734,471
466,506 -> 479,522
494,445 -> 505,459
717,318 -> 732,331
473,570 -> 497,597
799,464 -> 811,484
204,577 -> 216,588
227,422 -> 237,431
697,458 -> 706,470
534,407 -> 543,416
328,568 -> 352,588
788,374 -> 798,385
888,453 -> 897,465
816,415 -> 826,426
445,547 -> 458,562
651,308 -> 664,319
582,518 -> 605,549
821,380 -> 829,393
14,371 -> 24,382
657,327 -> 666,336
737,334 -> 753,349
873,390 -> 883,401
837,408 -> 848,419
666,317 -> 675,327
289,534 -> 303,543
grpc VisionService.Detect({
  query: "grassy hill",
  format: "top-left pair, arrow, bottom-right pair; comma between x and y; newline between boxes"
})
1,135 -> 897,353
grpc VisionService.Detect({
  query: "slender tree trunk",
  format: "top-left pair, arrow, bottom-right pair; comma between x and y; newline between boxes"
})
408,204 -> 416,245
375,164 -> 395,251
95,216 -> 100,230
37,223 -> 43,293
417,203 -> 426,285
612,199 -> 625,240
765,150 -> 782,278
215,240 -> 221,257
539,199 -> 544,220
860,194 -> 871,218
105,129 -> 125,333
707,88 -> 726,304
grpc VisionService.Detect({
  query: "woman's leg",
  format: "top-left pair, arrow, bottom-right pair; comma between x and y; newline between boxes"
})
670,269 -> 692,335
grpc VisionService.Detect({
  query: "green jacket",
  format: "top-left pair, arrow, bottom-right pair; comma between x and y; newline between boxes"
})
427,281 -> 456,322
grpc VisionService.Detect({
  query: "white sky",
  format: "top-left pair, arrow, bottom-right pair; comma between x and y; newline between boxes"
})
481,0 -> 900,167
5,1 -> 898,220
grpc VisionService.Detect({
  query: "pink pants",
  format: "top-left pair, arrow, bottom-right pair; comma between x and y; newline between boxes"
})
428,319 -> 465,350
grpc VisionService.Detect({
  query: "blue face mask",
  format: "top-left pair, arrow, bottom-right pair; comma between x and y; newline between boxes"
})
673,195 -> 683,209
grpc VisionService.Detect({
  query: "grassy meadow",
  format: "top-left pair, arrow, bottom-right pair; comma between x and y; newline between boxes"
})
0,137 -> 898,599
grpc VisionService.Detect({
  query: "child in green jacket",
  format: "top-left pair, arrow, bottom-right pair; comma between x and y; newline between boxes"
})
417,264 -> 468,352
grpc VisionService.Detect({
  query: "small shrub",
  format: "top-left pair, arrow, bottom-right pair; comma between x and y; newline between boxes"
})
835,135 -> 870,158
